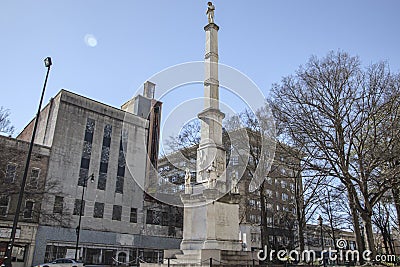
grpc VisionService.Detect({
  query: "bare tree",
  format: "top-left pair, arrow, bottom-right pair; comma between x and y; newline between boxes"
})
165,119 -> 200,158
318,183 -> 349,251
275,141 -> 327,254
0,107 -> 15,135
270,51 -> 400,258
372,199 -> 396,255
224,108 -> 277,254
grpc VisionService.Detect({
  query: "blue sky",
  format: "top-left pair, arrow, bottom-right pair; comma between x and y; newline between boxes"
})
1,0 -> 400,142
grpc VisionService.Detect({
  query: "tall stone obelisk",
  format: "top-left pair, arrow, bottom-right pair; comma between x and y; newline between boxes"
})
196,8 -> 227,189
179,2 -> 242,258
142,4 -> 256,266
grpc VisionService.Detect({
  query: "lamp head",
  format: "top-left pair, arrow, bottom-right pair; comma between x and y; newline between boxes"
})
90,174 -> 95,183
44,57 -> 52,68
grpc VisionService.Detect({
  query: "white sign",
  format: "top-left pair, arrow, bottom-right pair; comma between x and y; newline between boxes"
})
66,249 -> 77,259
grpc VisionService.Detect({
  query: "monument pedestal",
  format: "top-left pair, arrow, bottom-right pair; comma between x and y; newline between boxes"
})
141,190 -> 258,266
143,192 -> 258,266
180,190 -> 241,252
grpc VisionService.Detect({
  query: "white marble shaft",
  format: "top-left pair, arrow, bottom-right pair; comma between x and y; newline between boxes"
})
196,23 -> 226,185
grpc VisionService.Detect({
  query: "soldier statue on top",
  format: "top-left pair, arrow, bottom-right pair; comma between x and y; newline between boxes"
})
206,2 -> 215,23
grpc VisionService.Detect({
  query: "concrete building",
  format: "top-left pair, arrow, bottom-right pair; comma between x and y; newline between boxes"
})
0,135 -> 51,267
15,85 -> 180,266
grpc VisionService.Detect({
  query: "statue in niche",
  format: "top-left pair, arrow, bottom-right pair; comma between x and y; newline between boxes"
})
184,168 -> 192,194
206,2 -> 215,24
198,149 -> 209,182
207,161 -> 217,188
231,172 -> 239,194
215,156 -> 224,176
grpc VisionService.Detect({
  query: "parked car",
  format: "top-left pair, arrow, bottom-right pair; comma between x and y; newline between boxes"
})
34,258 -> 84,267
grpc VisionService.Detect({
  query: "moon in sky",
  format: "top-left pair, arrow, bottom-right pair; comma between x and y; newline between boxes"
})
84,34 -> 98,47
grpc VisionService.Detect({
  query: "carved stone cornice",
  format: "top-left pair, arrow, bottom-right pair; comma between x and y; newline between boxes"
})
204,23 -> 219,31
204,78 -> 219,86
205,52 -> 219,60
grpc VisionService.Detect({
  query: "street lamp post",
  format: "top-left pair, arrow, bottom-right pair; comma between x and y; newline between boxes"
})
74,174 -> 94,261
4,57 -> 52,267
318,215 -> 326,267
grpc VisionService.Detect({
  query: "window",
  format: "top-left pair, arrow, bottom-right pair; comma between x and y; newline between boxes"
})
249,199 -> 256,207
290,183 -> 295,192
73,199 -> 85,215
0,195 -> 9,216
283,205 -> 289,211
130,208 -> 137,223
251,233 -> 260,242
23,200 -> 34,218
269,235 -> 274,243
53,196 -> 63,214
85,118 -> 95,142
265,189 -> 272,197
282,193 -> 289,201
162,212 -> 169,226
29,168 -> 40,188
281,180 -> 287,188
103,135 -> 111,148
44,245 -> 67,263
99,162 -> 108,173
266,177 -> 273,184
97,125 -> 112,189
116,131 -> 126,193
230,156 -> 239,166
267,216 -> 273,226
146,210 -> 161,225
93,202 -> 104,218
146,210 -> 154,224
117,166 -> 125,177
84,130 -> 93,143
97,173 -> 107,190
79,118 -> 95,186
276,204 -> 280,211
112,205 -> 122,221
78,168 -> 89,187
115,176 -> 124,194
249,214 -> 260,224
5,163 -> 17,182
80,158 -> 90,169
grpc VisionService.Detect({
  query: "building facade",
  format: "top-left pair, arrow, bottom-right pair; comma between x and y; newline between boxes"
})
14,84 -> 180,266
0,135 -> 51,267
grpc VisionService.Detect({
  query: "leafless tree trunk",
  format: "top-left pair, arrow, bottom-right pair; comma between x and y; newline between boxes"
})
372,200 -> 396,255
